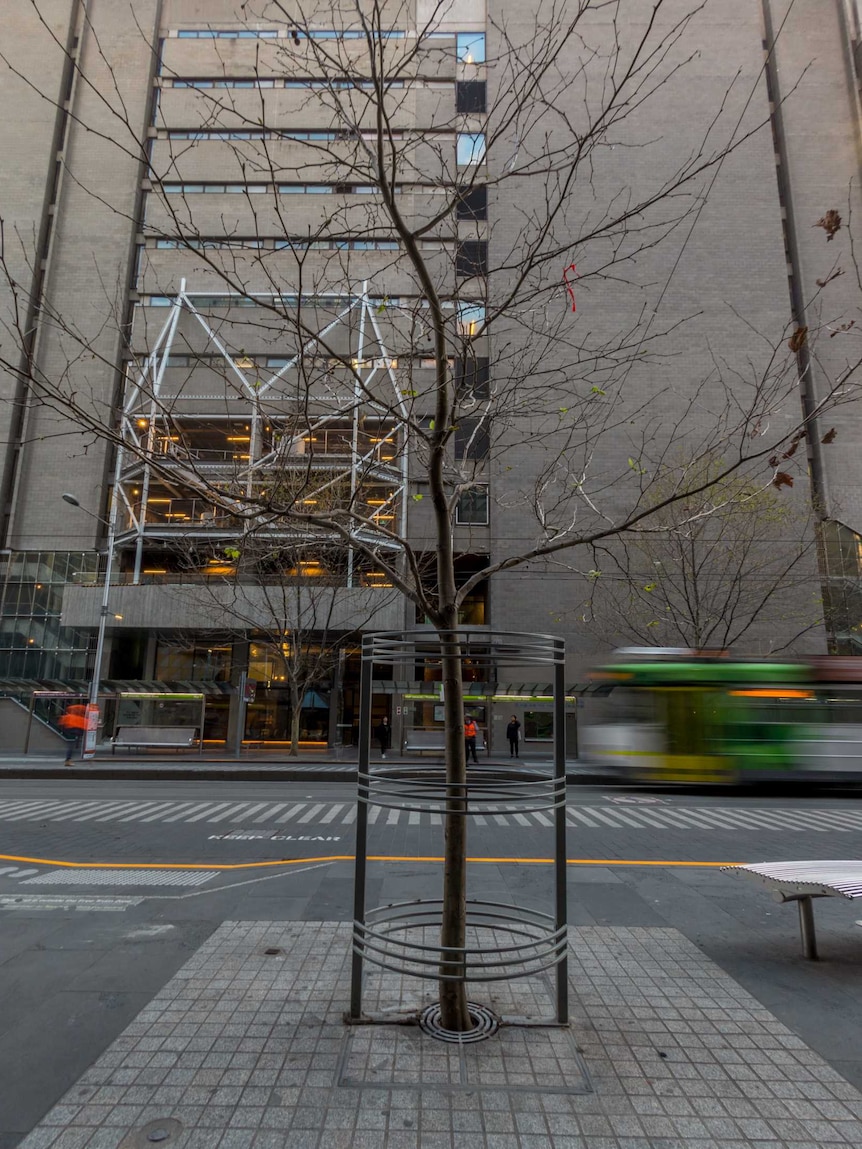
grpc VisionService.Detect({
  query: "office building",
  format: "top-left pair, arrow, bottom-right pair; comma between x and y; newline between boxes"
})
1,1 -> 860,747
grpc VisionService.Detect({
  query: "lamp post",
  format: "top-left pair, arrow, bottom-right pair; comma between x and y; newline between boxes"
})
62,492 -> 117,758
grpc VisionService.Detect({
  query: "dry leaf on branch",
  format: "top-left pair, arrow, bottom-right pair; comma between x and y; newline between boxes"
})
815,210 -> 842,240
816,267 -> 844,287
788,326 -> 808,353
786,432 -> 809,457
821,428 -> 838,444
772,471 -> 794,490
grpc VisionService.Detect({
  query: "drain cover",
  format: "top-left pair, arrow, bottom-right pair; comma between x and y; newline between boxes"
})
118,1118 -> 182,1148
419,1002 -> 500,1043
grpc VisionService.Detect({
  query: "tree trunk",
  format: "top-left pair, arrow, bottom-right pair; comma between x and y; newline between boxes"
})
438,628 -> 473,1032
289,685 -> 301,758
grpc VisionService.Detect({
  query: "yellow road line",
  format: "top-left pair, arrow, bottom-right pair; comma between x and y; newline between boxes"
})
0,852 -> 737,871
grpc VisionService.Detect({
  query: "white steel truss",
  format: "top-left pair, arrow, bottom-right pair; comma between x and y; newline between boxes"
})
116,281 -> 409,584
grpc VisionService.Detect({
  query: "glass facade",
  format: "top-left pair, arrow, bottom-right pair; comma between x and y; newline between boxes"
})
0,551 -> 98,678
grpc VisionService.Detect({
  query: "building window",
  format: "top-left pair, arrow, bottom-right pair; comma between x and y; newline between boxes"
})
524,711 -> 553,741
455,356 -> 489,399
456,80 -> 486,113
455,301 -> 485,336
455,488 -> 489,525
457,133 -> 486,166
457,185 -> 487,221
454,416 -> 490,460
278,184 -> 334,194
456,241 -> 488,277
456,32 -> 486,63
176,29 -> 279,39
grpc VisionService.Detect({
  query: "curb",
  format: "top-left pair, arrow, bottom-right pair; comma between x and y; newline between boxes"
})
0,764 -> 607,785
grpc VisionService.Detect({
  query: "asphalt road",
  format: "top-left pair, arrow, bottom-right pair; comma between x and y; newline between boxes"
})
2,777 -> 862,1147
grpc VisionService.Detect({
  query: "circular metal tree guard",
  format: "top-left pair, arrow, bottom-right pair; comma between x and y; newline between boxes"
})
349,630 -> 568,1027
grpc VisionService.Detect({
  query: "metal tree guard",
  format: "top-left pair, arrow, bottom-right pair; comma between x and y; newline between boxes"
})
350,630 -> 568,1029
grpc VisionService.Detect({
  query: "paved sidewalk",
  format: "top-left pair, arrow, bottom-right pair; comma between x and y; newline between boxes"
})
17,920 -> 862,1149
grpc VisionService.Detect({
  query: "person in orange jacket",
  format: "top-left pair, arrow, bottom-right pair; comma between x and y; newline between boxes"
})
59,703 -> 87,766
464,715 -> 479,765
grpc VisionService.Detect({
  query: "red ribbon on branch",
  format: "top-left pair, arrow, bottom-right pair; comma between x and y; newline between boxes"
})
563,263 -> 578,312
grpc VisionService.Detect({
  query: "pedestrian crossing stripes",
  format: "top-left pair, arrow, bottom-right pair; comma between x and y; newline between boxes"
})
1,798 -> 862,833
23,868 -> 215,887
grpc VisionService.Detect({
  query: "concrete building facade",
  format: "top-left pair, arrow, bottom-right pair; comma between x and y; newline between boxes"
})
1,1 -> 861,748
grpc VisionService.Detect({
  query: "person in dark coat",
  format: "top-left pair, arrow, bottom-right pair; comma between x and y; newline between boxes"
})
506,715 -> 522,758
374,715 -> 391,759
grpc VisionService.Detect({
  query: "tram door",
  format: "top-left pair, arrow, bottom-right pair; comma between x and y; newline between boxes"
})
659,688 -> 732,783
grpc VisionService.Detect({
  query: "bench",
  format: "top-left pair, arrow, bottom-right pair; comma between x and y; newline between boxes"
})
112,725 -> 199,753
723,861 -> 862,959
402,730 -> 487,755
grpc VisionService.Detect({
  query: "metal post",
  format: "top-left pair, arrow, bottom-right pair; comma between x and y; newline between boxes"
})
199,695 -> 206,756
350,640 -> 374,1020
84,520 -> 116,759
23,692 -> 35,756
798,896 -> 818,960
553,649 -> 569,1024
234,671 -> 248,757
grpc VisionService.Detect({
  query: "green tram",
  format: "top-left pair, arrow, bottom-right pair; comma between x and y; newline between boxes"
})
579,652 -> 862,785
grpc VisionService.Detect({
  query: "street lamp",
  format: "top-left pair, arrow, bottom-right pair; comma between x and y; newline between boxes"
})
62,492 -> 116,758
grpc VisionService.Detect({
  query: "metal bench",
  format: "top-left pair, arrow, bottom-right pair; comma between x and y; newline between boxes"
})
402,730 -> 487,755
723,860 -> 862,959
112,725 -> 199,753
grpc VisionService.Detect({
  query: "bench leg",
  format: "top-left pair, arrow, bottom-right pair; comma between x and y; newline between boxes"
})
798,896 -> 818,960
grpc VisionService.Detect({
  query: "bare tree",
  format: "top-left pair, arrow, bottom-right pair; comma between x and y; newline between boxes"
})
2,0 -> 861,1032
573,458 -> 824,653
168,538 -> 397,754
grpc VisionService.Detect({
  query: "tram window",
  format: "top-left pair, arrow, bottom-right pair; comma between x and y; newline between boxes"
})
610,688 -> 654,723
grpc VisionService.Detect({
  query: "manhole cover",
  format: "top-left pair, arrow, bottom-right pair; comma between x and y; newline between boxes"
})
418,1002 -> 499,1043
118,1118 -> 183,1148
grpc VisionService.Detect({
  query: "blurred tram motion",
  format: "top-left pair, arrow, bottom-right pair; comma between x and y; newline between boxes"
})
580,650 -> 862,785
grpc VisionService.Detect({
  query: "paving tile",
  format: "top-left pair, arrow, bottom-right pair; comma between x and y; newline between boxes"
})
15,923 -> 862,1149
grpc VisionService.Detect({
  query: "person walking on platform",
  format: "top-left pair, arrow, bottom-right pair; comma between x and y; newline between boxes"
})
464,715 -> 479,765
59,702 -> 88,766
506,714 -> 522,758
374,715 -> 391,759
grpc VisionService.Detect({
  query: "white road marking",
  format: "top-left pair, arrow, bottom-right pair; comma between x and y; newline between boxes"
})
320,804 -> 346,824
297,804 -> 326,824
252,803 -> 288,822
206,803 -> 253,823
1,797 -> 860,835
275,804 -> 307,823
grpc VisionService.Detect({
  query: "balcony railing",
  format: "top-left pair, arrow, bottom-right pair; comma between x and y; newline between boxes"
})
148,431 -> 398,466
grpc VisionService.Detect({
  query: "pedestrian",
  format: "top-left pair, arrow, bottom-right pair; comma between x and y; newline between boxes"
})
59,702 -> 88,766
374,715 -> 391,759
506,714 -> 521,758
464,715 -> 479,765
